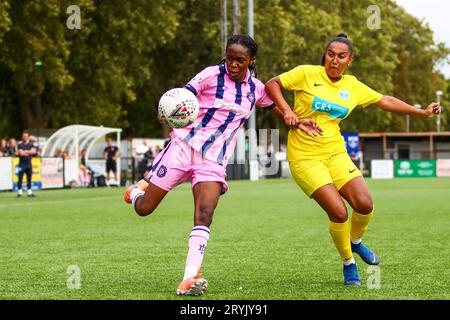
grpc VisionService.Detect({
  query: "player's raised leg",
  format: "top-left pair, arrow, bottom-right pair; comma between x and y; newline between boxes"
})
125,138 -> 177,214
128,181 -> 168,216
124,179 -> 150,203
312,184 -> 361,286
339,177 -> 380,265
176,181 -> 222,296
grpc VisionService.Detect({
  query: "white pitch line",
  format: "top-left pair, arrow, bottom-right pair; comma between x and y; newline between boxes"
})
0,196 -> 119,208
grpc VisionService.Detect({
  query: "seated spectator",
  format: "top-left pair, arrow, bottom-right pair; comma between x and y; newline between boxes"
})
62,151 -> 72,160
80,149 -> 87,167
0,138 -> 7,156
56,149 -> 63,158
78,149 -> 93,187
78,166 -> 92,187
7,138 -> 17,156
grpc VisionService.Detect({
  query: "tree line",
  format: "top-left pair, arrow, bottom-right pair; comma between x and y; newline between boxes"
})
0,0 -> 449,139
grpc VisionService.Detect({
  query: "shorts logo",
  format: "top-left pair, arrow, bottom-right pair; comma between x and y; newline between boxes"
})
247,92 -> 256,105
157,165 -> 167,178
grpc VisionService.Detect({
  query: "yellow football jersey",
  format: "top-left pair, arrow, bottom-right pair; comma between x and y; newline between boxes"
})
279,65 -> 383,160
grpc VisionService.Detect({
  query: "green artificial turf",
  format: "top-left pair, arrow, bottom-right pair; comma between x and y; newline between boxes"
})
0,178 -> 449,300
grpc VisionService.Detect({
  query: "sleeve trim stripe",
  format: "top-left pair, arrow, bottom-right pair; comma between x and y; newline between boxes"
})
184,84 -> 198,96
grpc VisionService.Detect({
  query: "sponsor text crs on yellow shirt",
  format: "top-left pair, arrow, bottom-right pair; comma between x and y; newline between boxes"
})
279,65 -> 382,160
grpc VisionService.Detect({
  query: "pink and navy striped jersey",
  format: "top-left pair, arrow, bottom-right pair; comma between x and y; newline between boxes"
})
173,64 -> 275,166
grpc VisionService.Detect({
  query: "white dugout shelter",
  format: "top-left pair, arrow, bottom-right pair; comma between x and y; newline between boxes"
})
41,125 -> 122,184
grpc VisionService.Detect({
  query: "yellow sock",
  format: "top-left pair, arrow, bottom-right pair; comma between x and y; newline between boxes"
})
351,210 -> 374,240
328,220 -> 352,261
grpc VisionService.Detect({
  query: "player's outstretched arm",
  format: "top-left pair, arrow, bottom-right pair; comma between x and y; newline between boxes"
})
270,107 -> 322,135
265,77 -> 299,129
376,95 -> 441,117
270,105 -> 298,126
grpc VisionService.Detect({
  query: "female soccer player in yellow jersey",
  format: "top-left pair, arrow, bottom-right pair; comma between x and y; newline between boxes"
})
265,34 -> 442,286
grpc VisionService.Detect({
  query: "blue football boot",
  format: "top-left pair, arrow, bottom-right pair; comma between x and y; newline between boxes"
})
351,242 -> 380,265
343,262 -> 361,286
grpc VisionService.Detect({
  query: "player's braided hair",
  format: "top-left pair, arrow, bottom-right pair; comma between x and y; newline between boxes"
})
219,34 -> 259,78
321,33 -> 353,66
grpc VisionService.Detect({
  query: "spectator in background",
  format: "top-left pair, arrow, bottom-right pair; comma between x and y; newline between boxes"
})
0,138 -> 7,156
80,149 -> 87,167
55,149 -> 71,159
104,138 -> 120,186
154,145 -> 162,158
29,136 -> 40,157
62,150 -> 71,160
17,131 -> 37,197
143,141 -> 154,171
136,141 -> 153,181
79,149 -> 93,187
7,138 -> 17,156
163,137 -> 171,149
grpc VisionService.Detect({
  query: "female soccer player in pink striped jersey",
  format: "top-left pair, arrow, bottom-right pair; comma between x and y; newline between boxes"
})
124,35 -> 322,296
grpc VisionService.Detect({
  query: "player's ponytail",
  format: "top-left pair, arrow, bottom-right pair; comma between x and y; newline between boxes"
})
321,33 -> 354,66
249,61 -> 257,78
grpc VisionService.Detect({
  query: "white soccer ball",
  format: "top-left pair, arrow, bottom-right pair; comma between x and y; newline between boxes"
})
158,88 -> 199,128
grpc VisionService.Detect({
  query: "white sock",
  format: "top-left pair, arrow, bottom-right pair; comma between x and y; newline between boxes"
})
183,265 -> 200,281
351,237 -> 362,245
28,189 -> 33,195
18,189 -> 23,195
343,257 -> 356,266
183,226 -> 210,280
130,188 -> 145,211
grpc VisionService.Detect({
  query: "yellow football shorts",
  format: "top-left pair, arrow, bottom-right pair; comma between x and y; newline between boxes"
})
289,152 -> 362,198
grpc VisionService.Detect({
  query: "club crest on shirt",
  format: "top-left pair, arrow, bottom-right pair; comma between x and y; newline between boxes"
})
157,165 -> 167,178
339,90 -> 350,100
246,92 -> 256,105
